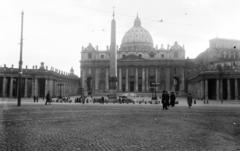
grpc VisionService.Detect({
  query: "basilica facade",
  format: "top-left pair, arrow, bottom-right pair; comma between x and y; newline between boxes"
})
81,15 -> 186,95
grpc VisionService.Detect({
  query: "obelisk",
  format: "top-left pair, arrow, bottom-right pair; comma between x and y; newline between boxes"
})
109,11 -> 117,100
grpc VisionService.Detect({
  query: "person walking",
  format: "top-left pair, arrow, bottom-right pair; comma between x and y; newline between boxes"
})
187,93 -> 193,109
170,92 -> 176,107
33,96 -> 36,102
161,90 -> 168,110
102,96 -> 104,104
45,91 -> 51,105
165,91 -> 170,108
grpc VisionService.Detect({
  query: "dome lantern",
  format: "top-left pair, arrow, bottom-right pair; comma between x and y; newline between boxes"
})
134,15 -> 141,27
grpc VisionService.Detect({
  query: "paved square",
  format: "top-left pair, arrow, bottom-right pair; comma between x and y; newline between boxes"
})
0,101 -> 240,151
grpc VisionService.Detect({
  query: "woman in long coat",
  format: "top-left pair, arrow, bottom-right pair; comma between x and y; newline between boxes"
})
170,92 -> 176,107
187,93 -> 193,109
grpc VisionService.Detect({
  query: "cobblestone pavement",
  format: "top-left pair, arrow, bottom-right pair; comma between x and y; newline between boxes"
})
0,102 -> 240,151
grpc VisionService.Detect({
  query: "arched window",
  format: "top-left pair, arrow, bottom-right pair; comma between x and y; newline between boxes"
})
100,54 -> 104,59
138,54 -> 142,58
122,54 -> 126,58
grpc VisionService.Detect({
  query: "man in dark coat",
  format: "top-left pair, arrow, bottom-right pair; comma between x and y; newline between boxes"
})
36,96 -> 38,102
102,96 -> 104,104
165,91 -> 170,107
170,92 -> 176,107
45,91 -> 51,105
161,90 -> 168,110
187,93 -> 193,109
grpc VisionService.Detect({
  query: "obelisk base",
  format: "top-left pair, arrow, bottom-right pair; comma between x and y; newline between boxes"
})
108,76 -> 118,103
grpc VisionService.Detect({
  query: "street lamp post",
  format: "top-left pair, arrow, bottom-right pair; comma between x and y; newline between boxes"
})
17,11 -> 24,107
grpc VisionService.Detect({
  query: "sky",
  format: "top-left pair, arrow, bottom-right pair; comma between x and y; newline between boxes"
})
1,0 -> 240,77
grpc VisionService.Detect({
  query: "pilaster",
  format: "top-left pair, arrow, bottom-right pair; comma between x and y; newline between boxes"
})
24,78 -> 28,97
135,68 -> 138,92
126,68 -> 129,91
142,68 -> 145,92
235,79 -> 238,100
105,68 -> 109,90
119,68 -> 122,91
227,79 -> 231,100
216,79 -> 219,100
9,78 -> 13,97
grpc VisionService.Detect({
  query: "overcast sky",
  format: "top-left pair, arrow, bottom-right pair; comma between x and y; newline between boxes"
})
1,0 -> 240,76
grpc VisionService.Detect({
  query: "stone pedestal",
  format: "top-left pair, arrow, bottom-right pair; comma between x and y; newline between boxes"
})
108,76 -> 117,102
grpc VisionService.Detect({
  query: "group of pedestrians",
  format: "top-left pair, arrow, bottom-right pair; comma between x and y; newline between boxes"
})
161,91 -> 176,110
33,95 -> 39,102
38,90 -> 195,108
75,96 -> 85,103
161,91 -> 194,110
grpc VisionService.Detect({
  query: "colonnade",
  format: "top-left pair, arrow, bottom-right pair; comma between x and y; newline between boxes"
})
0,76 -> 79,98
204,78 -> 239,100
82,66 -> 185,93
189,78 -> 239,100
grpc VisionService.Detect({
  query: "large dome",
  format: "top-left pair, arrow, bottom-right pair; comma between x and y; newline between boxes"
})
120,15 -> 153,51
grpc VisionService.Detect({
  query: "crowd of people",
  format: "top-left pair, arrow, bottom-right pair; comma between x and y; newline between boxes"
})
34,90 -> 196,109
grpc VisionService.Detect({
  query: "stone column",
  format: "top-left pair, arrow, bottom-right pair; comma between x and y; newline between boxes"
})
219,79 -> 223,101
31,78 -> 35,97
126,68 -> 129,91
205,79 -> 208,100
24,78 -> 28,97
35,78 -> 38,96
135,68 -> 138,92
155,68 -> 158,91
142,68 -> 145,92
166,68 -> 170,91
9,77 -> 13,97
216,79 -> 219,100
62,82 -> 65,97
49,80 -> 53,95
227,79 -> 231,100
105,68 -> 109,90
146,68 -> 149,92
55,81 -> 58,97
45,79 -> 48,96
201,80 -> 204,99
95,68 -> 99,90
2,77 -> 6,97
180,68 -> 185,91
119,68 -> 122,91
235,79 -> 238,100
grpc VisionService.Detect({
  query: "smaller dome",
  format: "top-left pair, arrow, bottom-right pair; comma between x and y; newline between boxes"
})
170,41 -> 184,51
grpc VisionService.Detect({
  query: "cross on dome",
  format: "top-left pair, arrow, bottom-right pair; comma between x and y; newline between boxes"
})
134,14 -> 141,27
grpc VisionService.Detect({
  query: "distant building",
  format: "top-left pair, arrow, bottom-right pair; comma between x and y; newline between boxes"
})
188,38 -> 240,100
0,62 -> 79,98
80,15 -> 186,95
